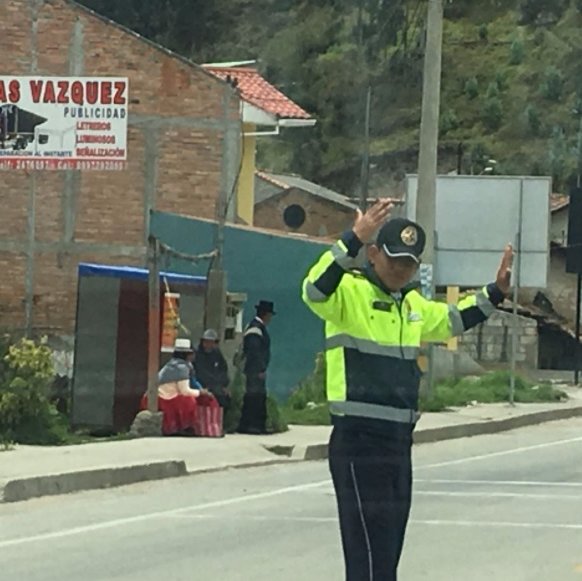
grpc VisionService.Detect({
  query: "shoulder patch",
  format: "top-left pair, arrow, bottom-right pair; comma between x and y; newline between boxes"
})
244,327 -> 263,337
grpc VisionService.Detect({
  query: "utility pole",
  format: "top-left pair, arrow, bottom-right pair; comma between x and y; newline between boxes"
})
205,88 -> 232,341
359,85 -> 372,211
416,0 -> 444,394
416,0 -> 444,269
147,235 -> 160,413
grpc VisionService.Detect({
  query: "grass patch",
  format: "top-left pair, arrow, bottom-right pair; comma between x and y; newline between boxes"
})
282,404 -> 331,426
420,371 -> 568,412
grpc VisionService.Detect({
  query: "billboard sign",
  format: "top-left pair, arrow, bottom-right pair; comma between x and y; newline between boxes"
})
406,175 -> 551,288
0,76 -> 128,170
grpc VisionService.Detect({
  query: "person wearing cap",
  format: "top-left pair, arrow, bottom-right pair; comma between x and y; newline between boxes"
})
302,200 -> 513,581
238,300 -> 276,435
195,329 -> 231,410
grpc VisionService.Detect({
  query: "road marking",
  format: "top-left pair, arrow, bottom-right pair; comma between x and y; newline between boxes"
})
166,514 -> 582,531
410,519 -> 582,531
416,435 -> 582,470
415,491 -> 582,500
416,479 -> 582,488
0,479 -> 329,550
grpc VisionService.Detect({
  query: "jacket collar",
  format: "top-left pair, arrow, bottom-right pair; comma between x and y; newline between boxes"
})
363,263 -> 417,299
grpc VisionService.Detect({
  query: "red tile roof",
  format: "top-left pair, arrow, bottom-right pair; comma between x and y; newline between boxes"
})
551,193 -> 569,213
203,66 -> 311,120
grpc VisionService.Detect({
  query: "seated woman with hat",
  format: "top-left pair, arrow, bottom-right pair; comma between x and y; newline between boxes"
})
143,338 -> 209,435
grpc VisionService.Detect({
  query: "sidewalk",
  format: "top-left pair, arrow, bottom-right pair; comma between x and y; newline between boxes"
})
2,387 -> 582,503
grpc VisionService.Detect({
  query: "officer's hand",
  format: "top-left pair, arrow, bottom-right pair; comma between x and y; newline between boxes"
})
352,199 -> 393,243
496,244 -> 514,296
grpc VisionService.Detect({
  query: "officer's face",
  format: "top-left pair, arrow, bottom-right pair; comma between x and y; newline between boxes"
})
368,246 -> 419,291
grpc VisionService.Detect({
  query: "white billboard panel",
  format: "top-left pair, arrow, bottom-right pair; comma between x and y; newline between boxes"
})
0,76 -> 128,171
406,175 -> 551,288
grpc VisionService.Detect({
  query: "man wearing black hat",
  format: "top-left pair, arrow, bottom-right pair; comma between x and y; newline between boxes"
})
238,300 -> 276,435
302,200 -> 513,581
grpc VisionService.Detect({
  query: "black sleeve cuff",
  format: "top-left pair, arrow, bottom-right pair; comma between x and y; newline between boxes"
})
486,283 -> 505,306
340,230 -> 364,258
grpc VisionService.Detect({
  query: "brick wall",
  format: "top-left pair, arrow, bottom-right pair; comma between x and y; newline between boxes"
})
254,189 -> 355,237
0,0 -> 241,336
458,310 -> 539,368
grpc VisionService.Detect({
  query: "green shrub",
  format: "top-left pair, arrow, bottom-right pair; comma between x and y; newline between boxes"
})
478,24 -> 489,42
482,97 -> 503,131
509,39 -> 524,65
541,66 -> 564,102
223,370 -> 288,434
525,105 -> 542,136
287,353 -> 326,411
495,71 -> 508,92
440,109 -> 460,135
464,77 -> 479,100
0,337 -> 67,445
486,82 -> 500,99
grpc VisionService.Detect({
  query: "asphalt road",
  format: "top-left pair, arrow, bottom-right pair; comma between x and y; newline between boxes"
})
2,419 -> 582,580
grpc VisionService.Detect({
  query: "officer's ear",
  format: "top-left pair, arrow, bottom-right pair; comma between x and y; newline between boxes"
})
367,244 -> 381,264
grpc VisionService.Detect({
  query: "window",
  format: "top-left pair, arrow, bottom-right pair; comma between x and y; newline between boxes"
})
283,204 -> 306,229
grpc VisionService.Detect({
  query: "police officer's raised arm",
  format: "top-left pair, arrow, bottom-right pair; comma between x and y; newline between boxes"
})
302,200 -> 393,325
419,244 -> 514,343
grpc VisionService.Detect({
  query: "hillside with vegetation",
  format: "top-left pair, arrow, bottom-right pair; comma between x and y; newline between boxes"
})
80,0 -> 582,195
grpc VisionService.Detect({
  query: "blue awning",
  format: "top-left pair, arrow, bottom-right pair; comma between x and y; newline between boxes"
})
78,263 -> 206,286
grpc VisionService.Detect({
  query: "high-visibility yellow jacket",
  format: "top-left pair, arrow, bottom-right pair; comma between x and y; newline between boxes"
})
302,231 -> 504,437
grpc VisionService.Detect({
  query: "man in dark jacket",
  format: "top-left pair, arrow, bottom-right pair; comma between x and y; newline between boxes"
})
238,300 -> 275,435
195,329 -> 230,409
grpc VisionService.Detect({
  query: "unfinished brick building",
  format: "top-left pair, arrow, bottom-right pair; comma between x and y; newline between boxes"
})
0,0 -> 241,342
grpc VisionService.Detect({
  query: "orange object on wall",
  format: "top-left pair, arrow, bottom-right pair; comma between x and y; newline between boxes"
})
161,292 -> 180,352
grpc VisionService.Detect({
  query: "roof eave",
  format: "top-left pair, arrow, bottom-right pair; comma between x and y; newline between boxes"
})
278,117 -> 316,128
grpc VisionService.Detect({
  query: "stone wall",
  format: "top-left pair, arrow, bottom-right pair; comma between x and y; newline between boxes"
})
458,310 -> 539,368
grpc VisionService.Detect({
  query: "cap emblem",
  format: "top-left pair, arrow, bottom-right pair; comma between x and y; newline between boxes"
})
400,225 -> 418,246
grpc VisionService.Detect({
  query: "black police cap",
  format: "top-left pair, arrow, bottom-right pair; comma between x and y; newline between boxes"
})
376,218 -> 426,263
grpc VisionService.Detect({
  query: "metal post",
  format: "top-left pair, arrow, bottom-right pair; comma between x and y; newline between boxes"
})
575,274 -> 581,386
509,179 -> 524,405
416,0 -> 443,395
359,85 -> 372,212
416,0 -> 444,268
147,236 -> 160,413
25,172 -> 37,338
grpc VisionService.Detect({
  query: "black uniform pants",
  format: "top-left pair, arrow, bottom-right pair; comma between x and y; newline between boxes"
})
239,374 -> 267,433
329,425 -> 413,581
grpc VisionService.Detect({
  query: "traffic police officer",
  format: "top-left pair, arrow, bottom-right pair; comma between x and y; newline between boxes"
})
302,200 -> 513,581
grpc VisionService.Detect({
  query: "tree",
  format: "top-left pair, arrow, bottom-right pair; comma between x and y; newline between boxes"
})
541,66 -> 564,102
464,77 -> 479,100
509,39 -> 524,65
482,97 -> 503,131
525,105 -> 542,136
548,126 -> 573,190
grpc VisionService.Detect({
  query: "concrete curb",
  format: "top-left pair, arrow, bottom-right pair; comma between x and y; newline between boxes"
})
1,460 -> 187,503
3,405 -> 582,503
302,405 -> 582,461
414,405 -> 582,444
